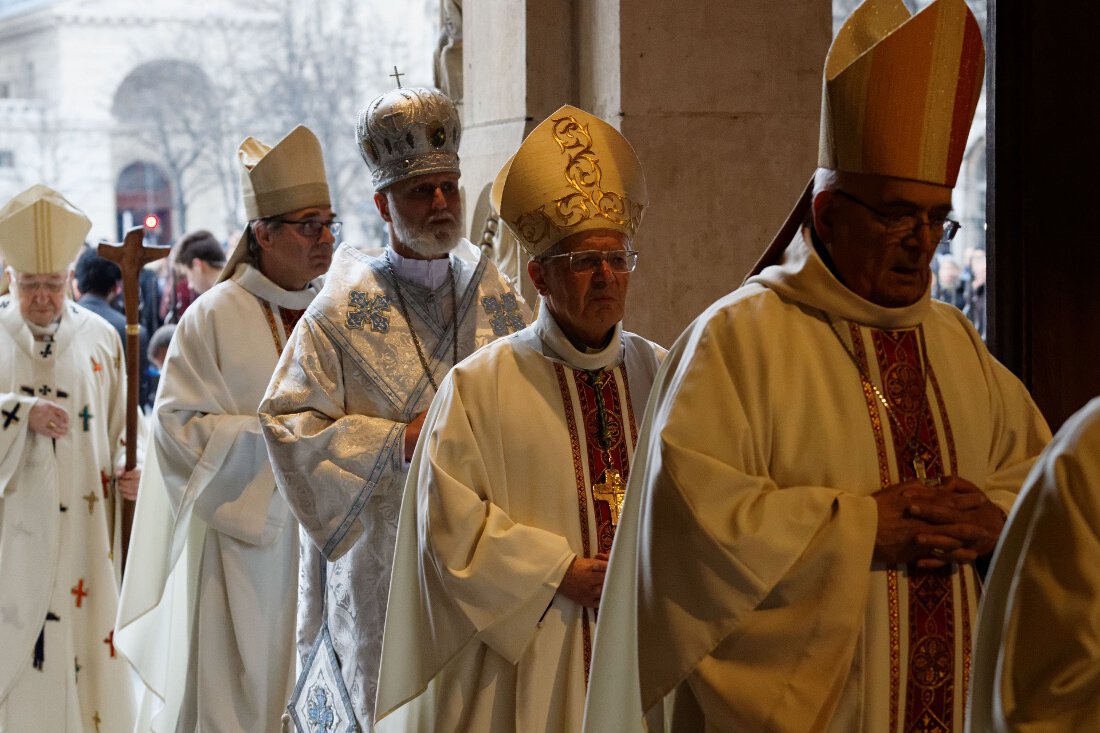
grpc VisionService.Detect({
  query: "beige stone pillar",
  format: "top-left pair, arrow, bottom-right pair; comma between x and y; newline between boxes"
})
464,0 -> 830,345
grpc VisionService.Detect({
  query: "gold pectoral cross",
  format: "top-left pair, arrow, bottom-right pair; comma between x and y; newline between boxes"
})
913,456 -> 927,481
593,468 -> 626,527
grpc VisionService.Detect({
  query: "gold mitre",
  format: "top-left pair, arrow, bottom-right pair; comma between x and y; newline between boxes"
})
0,184 -> 91,275
222,125 -> 331,282
492,105 -> 648,257
819,0 -> 985,187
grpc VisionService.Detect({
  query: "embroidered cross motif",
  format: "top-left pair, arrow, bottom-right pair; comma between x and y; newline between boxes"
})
482,292 -> 526,336
37,384 -> 52,396
40,341 -> 53,358
0,300 -> 7,309
71,579 -> 89,608
74,657 -> 81,679
79,405 -> 93,432
2,403 -> 19,429
307,683 -> 337,730
83,491 -> 98,514
93,710 -> 101,733
90,356 -> 103,373
346,290 -> 391,332
100,470 -> 111,498
103,630 -> 116,657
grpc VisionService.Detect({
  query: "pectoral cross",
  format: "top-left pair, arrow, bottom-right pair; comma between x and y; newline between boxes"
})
913,456 -> 927,481
592,468 -> 626,527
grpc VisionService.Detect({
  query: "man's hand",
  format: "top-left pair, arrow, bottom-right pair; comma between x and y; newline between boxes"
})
115,466 -> 141,502
906,478 -> 1005,560
873,476 -> 1003,569
403,410 -> 428,462
557,553 -> 609,609
28,399 -> 70,439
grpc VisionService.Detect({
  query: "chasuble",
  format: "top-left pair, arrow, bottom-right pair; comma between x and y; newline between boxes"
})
0,295 -> 137,732
115,263 -> 318,732
585,229 -> 1050,733
969,397 -> 1100,733
260,242 -> 529,730
374,303 -> 664,732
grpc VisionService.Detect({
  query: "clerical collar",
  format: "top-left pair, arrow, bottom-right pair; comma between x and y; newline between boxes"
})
386,246 -> 452,290
533,299 -> 623,371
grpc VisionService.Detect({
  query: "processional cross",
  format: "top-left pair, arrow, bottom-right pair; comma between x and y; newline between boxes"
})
390,65 -> 404,88
98,228 -> 171,564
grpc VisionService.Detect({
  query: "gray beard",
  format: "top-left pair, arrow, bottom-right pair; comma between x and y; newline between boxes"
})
392,214 -> 461,258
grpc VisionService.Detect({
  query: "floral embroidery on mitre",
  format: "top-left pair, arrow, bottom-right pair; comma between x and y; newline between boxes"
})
346,290 -> 390,333
514,115 -> 644,249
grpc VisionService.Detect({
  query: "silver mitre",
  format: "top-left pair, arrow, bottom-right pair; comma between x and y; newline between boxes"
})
356,86 -> 461,191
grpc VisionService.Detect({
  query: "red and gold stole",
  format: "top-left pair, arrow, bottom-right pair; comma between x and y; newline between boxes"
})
851,324 -> 970,733
257,297 -> 306,353
553,362 -> 639,684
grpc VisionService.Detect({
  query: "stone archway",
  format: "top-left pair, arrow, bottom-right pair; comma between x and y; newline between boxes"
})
115,161 -> 172,244
110,59 -> 218,240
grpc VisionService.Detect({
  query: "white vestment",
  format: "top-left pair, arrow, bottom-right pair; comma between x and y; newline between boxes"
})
260,242 -> 530,730
968,397 -> 1100,733
375,304 -> 664,733
585,230 -> 1051,733
0,295 -> 137,732
115,264 -> 319,732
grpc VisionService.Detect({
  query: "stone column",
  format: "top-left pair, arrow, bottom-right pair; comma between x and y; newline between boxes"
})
464,0 -> 830,344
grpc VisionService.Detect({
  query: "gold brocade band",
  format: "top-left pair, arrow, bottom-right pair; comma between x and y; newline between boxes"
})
125,324 -> 140,335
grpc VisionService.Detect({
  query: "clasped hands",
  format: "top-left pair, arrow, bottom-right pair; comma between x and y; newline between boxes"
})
873,476 -> 1004,569
29,398 -> 140,501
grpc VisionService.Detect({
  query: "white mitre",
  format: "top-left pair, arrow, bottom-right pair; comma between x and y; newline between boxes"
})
0,184 -> 91,275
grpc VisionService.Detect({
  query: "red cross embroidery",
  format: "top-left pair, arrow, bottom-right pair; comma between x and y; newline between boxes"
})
102,630 -> 115,657
71,579 -> 88,608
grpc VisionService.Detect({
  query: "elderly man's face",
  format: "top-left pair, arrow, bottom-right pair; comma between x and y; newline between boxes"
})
814,174 -> 953,308
13,268 -> 70,327
528,229 -> 633,349
375,172 -> 463,259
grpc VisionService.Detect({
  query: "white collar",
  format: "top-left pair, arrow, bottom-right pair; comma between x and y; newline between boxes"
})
533,298 -> 623,371
234,264 -> 320,310
386,247 -> 452,290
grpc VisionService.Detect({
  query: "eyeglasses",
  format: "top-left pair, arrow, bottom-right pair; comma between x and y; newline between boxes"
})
835,190 -> 961,245
16,277 -> 68,294
539,249 -> 639,274
277,218 -> 342,239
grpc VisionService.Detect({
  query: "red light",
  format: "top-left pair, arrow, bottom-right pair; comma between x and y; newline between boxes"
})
143,214 -> 160,229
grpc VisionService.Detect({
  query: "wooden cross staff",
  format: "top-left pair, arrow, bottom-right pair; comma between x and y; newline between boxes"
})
98,227 -> 170,471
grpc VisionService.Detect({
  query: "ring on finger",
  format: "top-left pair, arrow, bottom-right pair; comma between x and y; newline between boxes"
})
931,548 -> 946,557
